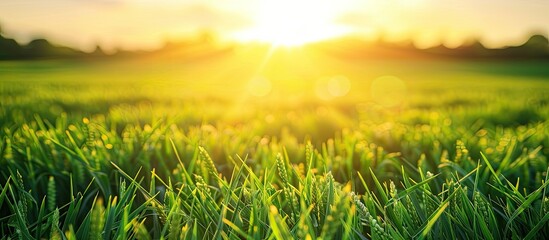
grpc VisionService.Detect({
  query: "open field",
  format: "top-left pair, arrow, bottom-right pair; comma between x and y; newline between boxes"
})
1,48 -> 549,239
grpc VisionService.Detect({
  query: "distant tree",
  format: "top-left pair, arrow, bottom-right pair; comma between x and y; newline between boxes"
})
522,35 -> 549,50
455,39 -> 489,57
0,38 -> 22,59
197,30 -> 217,44
24,39 -> 55,57
0,25 -> 24,59
91,45 -> 106,57
27,38 -> 51,48
512,34 -> 549,58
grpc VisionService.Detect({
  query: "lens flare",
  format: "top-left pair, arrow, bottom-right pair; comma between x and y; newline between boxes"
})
315,75 -> 351,100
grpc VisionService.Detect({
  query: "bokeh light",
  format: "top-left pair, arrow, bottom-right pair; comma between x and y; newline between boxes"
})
315,75 -> 351,100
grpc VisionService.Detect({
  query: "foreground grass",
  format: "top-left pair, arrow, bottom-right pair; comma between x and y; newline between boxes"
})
1,113 -> 547,239
1,55 -> 548,239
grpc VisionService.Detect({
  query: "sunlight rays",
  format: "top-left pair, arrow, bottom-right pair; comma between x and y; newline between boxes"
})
233,0 -> 350,46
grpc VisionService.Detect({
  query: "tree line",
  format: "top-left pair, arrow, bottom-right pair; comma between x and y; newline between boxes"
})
1,25 -> 548,60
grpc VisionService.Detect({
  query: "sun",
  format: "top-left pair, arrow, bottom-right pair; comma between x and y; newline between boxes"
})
234,0 -> 350,46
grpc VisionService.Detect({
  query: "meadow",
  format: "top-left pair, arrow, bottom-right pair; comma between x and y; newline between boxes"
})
0,46 -> 548,239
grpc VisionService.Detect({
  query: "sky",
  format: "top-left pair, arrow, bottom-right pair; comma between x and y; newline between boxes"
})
0,0 -> 548,51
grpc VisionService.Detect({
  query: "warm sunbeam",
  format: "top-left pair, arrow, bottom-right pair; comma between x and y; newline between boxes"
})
233,0 -> 350,46
1,0 -> 549,239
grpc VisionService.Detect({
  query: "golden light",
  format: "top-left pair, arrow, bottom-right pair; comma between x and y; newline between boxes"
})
234,0 -> 350,46
248,76 -> 272,97
315,75 -> 351,100
370,76 -> 407,107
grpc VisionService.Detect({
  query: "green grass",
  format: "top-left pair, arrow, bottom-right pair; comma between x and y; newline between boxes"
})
0,49 -> 548,239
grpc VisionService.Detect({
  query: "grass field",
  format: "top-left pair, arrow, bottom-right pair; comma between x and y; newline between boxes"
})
1,47 -> 548,239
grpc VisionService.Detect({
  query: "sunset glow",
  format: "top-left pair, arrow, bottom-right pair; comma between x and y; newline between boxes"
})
233,0 -> 351,46
0,0 -> 548,50
1,0 -> 549,238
